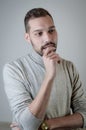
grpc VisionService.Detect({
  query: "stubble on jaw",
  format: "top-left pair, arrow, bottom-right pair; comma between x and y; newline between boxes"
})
41,42 -> 57,56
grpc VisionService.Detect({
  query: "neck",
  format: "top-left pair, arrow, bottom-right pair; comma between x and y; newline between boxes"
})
28,44 -> 44,67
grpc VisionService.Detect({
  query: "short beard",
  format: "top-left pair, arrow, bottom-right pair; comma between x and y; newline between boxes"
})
30,39 -> 43,56
30,39 -> 57,56
41,42 -> 57,56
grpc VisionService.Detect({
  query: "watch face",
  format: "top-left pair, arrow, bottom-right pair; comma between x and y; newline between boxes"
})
41,122 -> 49,130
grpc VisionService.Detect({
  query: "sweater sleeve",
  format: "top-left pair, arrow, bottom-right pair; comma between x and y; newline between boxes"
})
70,62 -> 86,128
3,63 -> 43,130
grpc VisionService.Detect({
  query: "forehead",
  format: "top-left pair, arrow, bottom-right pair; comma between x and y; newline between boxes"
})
28,15 -> 54,32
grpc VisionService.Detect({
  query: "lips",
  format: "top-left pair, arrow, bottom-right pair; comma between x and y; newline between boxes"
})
41,43 -> 56,51
43,44 -> 55,49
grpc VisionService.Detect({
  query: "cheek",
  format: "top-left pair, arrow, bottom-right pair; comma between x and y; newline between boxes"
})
34,38 -> 42,46
54,32 -> 58,41
33,40 -> 42,50
33,36 -> 41,43
55,31 -> 58,37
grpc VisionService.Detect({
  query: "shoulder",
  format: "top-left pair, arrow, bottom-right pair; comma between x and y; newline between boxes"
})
3,54 -> 30,80
61,58 -> 75,69
3,54 -> 29,71
61,58 -> 79,77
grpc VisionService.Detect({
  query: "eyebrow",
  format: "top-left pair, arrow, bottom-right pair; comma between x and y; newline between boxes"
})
33,26 -> 56,33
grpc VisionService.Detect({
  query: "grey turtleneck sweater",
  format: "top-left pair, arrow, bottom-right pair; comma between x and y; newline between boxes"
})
3,44 -> 86,130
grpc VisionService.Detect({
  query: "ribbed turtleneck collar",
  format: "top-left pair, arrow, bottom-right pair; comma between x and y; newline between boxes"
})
28,44 -> 45,68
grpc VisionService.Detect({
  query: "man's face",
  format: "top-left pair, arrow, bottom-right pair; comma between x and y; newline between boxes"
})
26,15 -> 58,56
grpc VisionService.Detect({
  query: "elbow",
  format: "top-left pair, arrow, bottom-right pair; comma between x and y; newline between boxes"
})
16,107 -> 42,130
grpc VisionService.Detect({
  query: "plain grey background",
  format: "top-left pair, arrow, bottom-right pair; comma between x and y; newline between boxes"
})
0,0 -> 86,123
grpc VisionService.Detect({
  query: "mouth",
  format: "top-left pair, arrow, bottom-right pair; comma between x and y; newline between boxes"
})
41,42 -> 56,52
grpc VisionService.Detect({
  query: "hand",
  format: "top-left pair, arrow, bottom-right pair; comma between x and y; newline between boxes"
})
43,47 -> 60,80
10,122 -> 44,130
45,119 -> 75,130
10,123 -> 20,130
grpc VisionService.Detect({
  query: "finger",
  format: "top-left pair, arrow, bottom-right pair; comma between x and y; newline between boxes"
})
47,51 -> 55,57
50,54 -> 61,63
49,53 -> 59,59
43,47 -> 56,56
10,123 -> 19,128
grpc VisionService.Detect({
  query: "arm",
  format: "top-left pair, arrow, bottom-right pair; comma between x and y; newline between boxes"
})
29,47 -> 59,119
3,47 -> 60,130
10,113 -> 83,130
44,62 -> 86,130
45,113 -> 83,130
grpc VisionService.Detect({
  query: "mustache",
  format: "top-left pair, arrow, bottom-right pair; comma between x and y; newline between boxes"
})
41,42 -> 56,52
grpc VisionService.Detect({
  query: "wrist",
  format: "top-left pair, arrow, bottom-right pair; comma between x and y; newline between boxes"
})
45,73 -> 55,81
45,119 -> 57,130
41,121 -> 49,130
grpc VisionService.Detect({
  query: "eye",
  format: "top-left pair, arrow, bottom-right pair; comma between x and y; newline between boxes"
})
48,29 -> 55,34
38,32 -> 43,36
35,32 -> 43,37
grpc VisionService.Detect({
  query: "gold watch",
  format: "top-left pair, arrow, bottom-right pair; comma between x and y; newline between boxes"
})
41,122 -> 49,130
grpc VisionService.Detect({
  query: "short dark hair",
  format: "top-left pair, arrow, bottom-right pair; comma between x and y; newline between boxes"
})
24,8 -> 53,32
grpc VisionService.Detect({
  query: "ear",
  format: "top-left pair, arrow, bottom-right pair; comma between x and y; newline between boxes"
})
25,33 -> 30,43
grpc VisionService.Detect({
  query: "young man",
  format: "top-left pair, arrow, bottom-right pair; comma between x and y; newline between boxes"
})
3,8 -> 86,130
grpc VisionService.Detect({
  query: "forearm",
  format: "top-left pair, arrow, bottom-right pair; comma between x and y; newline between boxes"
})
28,45 -> 60,120
29,74 -> 54,119
46,113 -> 83,130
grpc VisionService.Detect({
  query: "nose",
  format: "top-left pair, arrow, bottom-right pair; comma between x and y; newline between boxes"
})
43,32 -> 52,43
